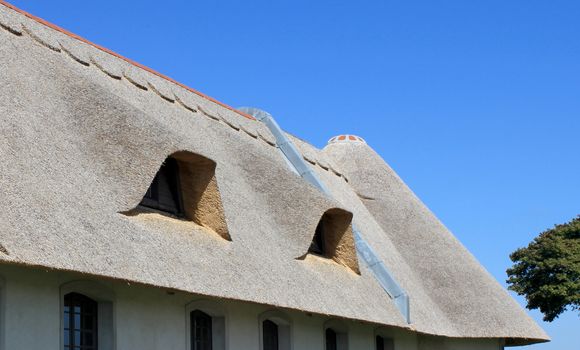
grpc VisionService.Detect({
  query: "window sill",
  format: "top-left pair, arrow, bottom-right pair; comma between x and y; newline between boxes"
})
120,207 -> 230,242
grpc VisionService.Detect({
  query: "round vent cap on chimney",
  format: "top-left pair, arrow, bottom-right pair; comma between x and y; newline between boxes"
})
327,135 -> 366,145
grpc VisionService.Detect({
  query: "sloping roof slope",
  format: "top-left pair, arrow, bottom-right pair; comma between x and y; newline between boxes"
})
0,1 -> 547,344
322,140 -> 548,344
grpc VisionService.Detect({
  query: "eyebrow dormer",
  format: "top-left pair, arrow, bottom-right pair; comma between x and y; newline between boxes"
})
306,208 -> 360,274
129,151 -> 230,241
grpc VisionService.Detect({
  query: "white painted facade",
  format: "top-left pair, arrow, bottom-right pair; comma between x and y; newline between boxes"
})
0,264 -> 503,350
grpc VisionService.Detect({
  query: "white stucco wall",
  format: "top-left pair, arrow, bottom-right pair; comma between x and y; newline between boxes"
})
417,335 -> 503,350
0,264 -> 502,350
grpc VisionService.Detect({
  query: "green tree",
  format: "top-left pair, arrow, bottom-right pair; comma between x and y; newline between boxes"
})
507,216 -> 580,322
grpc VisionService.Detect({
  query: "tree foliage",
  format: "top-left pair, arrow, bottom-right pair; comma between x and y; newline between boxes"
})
506,216 -> 580,321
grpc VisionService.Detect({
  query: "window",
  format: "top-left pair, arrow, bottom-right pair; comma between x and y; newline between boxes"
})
376,336 -> 394,350
323,320 -> 348,350
326,328 -> 337,350
186,300 -> 226,350
306,208 -> 360,274
309,221 -> 325,255
60,282 -> 114,350
140,157 -> 184,217
130,152 -> 231,240
259,311 -> 291,350
262,320 -> 279,350
191,310 -> 212,350
64,293 -> 98,350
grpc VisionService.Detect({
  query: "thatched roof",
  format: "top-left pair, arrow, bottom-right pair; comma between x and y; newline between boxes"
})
0,1 -> 547,344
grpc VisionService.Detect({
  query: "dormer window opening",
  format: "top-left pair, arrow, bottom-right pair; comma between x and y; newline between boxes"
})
309,221 -> 325,255
304,208 -> 360,274
128,151 -> 231,241
140,157 -> 184,217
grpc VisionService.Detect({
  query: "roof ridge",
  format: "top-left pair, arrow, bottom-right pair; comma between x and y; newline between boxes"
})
0,0 -> 254,121
0,1 -> 351,181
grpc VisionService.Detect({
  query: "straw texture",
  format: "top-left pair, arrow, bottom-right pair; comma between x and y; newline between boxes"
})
0,2 -> 547,344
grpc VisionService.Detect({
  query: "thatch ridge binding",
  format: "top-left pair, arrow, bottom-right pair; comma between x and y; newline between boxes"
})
0,1 -> 347,182
0,1 -> 287,153
0,0 -> 253,121
22,22 -> 61,52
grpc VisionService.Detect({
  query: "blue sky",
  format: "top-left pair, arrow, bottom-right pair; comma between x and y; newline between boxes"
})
8,0 -> 579,348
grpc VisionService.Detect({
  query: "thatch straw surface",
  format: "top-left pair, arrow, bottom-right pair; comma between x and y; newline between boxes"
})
323,141 -> 547,341
0,2 -> 547,343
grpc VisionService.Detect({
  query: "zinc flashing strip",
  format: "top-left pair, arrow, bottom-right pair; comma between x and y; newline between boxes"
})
354,231 -> 411,323
239,107 -> 322,186
239,107 -> 411,324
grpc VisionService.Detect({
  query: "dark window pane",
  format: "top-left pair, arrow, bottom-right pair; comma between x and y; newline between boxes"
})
263,320 -> 279,350
83,332 -> 93,345
376,335 -> 384,350
309,221 -> 325,255
326,328 -> 337,350
83,314 -> 94,330
376,336 -> 395,350
64,293 -> 98,350
191,310 -> 212,350
140,158 -> 184,217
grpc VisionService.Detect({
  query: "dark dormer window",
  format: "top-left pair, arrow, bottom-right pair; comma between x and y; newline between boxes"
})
305,208 -> 361,274
129,152 -> 231,241
309,221 -> 325,255
140,158 -> 184,217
